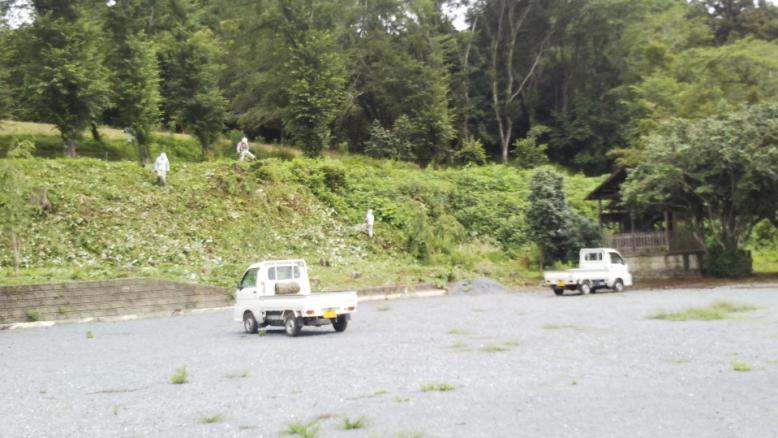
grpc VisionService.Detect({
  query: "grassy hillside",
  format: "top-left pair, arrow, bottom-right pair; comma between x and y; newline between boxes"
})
0,155 -> 602,290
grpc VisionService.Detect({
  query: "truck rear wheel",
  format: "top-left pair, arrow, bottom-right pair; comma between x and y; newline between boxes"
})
243,312 -> 258,334
579,281 -> 592,295
551,286 -> 564,296
332,315 -> 348,332
284,313 -> 302,337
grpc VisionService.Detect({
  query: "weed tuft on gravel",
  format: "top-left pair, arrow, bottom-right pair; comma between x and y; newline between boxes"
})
342,416 -> 368,430
85,330 -> 94,339
542,324 -> 577,330
732,361 -> 752,372
225,369 -> 249,379
421,383 -> 455,392
283,420 -> 320,438
649,301 -> 757,321
448,328 -> 471,336
170,365 -> 188,384
197,414 -> 224,424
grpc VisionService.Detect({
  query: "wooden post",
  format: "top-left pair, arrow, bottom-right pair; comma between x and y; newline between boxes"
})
630,210 -> 636,253
598,199 -> 603,231
664,210 -> 671,252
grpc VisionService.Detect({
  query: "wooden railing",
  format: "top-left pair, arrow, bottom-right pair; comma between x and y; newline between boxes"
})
604,231 -> 703,256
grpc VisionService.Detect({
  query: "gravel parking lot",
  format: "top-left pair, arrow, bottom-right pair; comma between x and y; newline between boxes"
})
2,285 -> 778,438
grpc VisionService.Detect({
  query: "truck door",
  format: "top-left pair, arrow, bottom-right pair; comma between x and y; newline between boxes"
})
608,252 -> 628,281
237,268 -> 259,308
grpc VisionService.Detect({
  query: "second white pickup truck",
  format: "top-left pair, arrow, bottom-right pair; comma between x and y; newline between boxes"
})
233,259 -> 357,336
543,248 -> 632,296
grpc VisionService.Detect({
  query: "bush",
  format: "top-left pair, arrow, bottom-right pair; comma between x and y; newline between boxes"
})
512,125 -> 550,169
364,117 -> 414,161
7,139 -> 36,158
703,246 -> 753,278
453,138 -> 487,166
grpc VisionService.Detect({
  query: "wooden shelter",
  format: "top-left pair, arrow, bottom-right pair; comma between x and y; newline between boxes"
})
586,168 -> 703,257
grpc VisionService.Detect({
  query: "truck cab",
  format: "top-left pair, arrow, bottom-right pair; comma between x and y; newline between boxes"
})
234,260 -> 358,336
543,248 -> 632,296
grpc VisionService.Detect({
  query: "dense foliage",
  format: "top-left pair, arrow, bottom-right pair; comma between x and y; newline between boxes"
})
0,156 -> 600,287
622,103 -> 778,277
0,0 -> 775,172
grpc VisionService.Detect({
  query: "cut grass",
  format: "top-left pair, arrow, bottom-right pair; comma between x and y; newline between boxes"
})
447,328 -> 471,336
542,324 -> 577,330
374,389 -> 388,396
342,416 -> 368,430
224,369 -> 249,379
283,420 -> 320,438
197,414 -> 224,424
420,383 -> 455,392
479,345 -> 509,353
649,300 -> 757,321
732,361 -> 752,372
170,365 -> 188,385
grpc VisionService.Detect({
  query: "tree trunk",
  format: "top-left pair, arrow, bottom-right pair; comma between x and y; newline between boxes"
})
90,121 -> 102,142
65,139 -> 77,157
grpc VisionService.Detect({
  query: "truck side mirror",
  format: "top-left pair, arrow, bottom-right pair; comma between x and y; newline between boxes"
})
236,282 -> 242,290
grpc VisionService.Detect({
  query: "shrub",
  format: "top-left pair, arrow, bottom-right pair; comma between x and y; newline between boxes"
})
703,246 -> 752,278
364,117 -> 414,161
7,139 -> 36,159
512,125 -> 550,168
453,138 -> 487,166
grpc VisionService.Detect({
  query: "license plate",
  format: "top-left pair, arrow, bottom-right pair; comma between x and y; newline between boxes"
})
556,280 -> 565,288
323,310 -> 337,319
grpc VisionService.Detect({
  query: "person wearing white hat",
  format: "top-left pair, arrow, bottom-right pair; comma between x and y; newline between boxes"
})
236,137 -> 255,161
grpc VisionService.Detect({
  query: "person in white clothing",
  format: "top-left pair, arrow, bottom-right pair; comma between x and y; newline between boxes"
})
365,209 -> 375,238
154,153 -> 170,186
236,137 -> 255,161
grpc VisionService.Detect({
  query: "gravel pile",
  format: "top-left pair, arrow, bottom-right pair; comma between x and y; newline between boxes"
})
448,278 -> 512,295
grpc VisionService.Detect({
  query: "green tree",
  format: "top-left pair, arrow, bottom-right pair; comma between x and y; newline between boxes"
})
285,29 -> 347,157
622,103 -> 778,277
104,0 -> 162,165
157,4 -> 226,158
15,0 -> 110,156
526,170 -> 599,269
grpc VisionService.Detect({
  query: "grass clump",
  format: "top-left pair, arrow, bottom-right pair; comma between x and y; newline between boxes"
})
225,369 -> 249,379
420,383 -> 455,392
197,414 -> 224,424
25,310 -> 41,322
732,361 -> 752,372
170,365 -> 188,385
649,300 -> 757,321
342,416 -> 368,430
542,324 -> 577,330
85,330 -> 94,339
374,389 -> 388,396
258,329 -> 267,337
283,420 -> 320,438
447,328 -> 471,336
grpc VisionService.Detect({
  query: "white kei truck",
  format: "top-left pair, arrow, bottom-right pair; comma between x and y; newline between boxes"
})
233,260 -> 357,337
543,248 -> 633,296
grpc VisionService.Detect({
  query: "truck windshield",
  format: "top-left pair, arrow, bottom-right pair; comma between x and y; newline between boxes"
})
609,252 -> 625,265
240,269 -> 257,288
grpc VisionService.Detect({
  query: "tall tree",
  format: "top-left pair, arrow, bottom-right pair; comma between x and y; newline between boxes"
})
15,0 -> 110,157
471,0 -> 556,163
105,0 -> 162,165
157,0 -> 226,158
622,103 -> 778,276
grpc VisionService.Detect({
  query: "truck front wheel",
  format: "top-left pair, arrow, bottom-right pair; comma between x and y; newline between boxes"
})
613,279 -> 625,293
243,312 -> 258,334
551,286 -> 564,296
284,313 -> 302,337
332,315 -> 349,332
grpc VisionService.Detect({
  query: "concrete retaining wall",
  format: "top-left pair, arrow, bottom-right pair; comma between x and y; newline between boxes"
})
626,252 -> 702,280
0,278 -> 231,324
